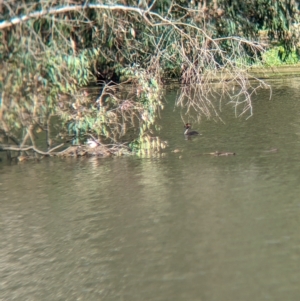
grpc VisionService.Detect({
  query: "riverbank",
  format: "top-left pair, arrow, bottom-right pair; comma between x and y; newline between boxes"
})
249,65 -> 300,79
191,64 -> 300,84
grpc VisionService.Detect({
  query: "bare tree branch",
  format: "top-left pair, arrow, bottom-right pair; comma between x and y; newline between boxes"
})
0,143 -> 65,155
0,4 -> 147,30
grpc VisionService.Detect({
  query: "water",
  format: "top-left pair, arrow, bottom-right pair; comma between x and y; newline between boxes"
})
1,78 -> 300,300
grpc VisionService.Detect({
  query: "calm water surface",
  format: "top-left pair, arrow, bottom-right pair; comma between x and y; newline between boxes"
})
1,79 -> 300,300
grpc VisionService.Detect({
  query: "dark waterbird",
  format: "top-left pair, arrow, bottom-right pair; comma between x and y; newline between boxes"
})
184,123 -> 200,136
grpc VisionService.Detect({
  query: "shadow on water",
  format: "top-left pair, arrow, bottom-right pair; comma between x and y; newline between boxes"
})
1,78 -> 300,300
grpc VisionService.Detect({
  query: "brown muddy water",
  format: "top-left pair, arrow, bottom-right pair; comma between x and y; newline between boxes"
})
1,78 -> 300,300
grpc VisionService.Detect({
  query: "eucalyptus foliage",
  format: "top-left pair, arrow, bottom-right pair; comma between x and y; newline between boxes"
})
0,0 -> 299,158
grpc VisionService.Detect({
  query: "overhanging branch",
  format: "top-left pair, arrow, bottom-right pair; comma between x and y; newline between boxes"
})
0,4 -> 145,30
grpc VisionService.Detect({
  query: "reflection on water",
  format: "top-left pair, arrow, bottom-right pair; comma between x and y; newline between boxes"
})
2,78 -> 300,300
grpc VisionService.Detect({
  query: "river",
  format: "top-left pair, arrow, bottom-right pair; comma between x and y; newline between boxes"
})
1,78 -> 300,300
